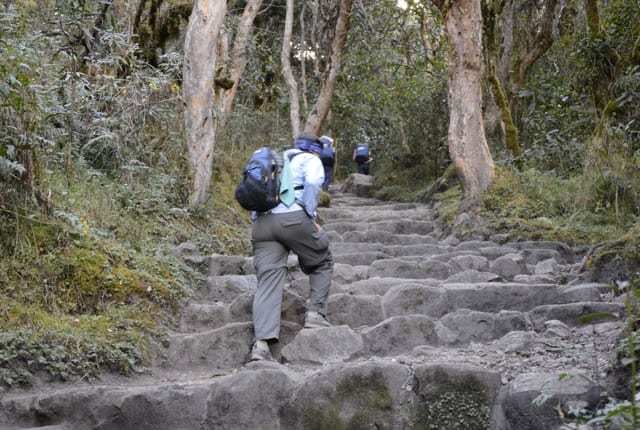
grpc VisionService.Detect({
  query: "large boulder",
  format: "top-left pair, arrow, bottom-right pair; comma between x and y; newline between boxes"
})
342,173 -> 374,197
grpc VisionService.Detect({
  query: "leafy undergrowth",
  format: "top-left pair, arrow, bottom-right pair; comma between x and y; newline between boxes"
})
433,166 -> 637,248
0,160 -> 251,388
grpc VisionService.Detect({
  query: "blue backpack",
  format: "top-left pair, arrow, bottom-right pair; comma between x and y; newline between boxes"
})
354,144 -> 370,163
320,140 -> 335,166
235,147 -> 301,213
235,147 -> 281,213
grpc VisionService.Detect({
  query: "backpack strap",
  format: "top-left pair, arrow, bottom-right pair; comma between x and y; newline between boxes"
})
286,149 -> 303,160
279,149 -> 308,206
288,149 -> 306,191
279,154 -> 296,207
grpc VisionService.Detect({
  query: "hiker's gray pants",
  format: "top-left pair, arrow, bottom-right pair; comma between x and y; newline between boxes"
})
251,210 -> 333,341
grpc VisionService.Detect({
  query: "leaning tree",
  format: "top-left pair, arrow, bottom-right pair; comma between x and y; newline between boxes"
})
281,0 -> 353,139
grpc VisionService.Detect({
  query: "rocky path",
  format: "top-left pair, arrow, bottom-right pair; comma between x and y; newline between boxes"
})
0,179 -> 626,429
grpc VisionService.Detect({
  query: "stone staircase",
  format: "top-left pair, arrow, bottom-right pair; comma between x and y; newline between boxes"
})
0,181 -> 626,430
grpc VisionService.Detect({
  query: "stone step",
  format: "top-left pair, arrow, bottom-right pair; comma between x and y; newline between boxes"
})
162,322 -> 255,371
181,280 -> 617,336
330,241 -> 386,254
332,250 -> 390,266
185,266 -> 607,312
180,288 -> 306,332
175,287 -> 615,362
381,243 -> 451,257
184,250 -> 608,327
168,312 -> 535,370
201,274 -> 256,302
323,219 -> 437,235
528,301 -> 625,331
0,186 -> 623,430
0,351 -> 612,430
334,230 -> 435,245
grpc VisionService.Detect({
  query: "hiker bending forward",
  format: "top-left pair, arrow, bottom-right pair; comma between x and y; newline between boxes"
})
250,133 -> 334,362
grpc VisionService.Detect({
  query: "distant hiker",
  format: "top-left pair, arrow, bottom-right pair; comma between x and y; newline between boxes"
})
352,143 -> 372,175
319,135 -> 336,191
249,132 -> 334,362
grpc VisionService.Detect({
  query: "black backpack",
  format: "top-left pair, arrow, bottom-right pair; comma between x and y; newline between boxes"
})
235,147 -> 301,213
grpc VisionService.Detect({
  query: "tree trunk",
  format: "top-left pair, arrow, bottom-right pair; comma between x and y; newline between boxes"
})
440,0 -> 495,198
221,0 -> 263,119
585,0 -> 600,34
299,3 -> 309,113
281,0 -> 300,138
488,65 -> 521,160
484,0 -> 520,157
418,6 -> 443,73
303,0 -> 352,135
183,0 -> 226,208
484,0 -> 565,159
511,0 -> 558,101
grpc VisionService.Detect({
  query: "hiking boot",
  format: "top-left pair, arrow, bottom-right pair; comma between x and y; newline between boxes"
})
249,340 -> 273,362
304,311 -> 331,329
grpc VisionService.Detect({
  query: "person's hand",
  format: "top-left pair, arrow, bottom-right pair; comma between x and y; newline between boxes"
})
314,220 -> 322,231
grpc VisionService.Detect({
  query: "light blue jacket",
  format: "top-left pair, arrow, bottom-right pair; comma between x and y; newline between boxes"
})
271,149 -> 324,220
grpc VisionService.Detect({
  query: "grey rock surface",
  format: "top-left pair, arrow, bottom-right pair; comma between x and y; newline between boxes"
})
0,182 -> 625,430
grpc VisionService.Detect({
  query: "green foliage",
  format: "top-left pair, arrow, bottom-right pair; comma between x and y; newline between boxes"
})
333,2 -> 449,185
616,329 -> 640,369
580,68 -> 640,218
577,0 -> 640,215
0,183 -> 193,387
0,156 -> 248,388
483,167 -> 635,241
593,400 -> 640,430
0,324 -> 151,386
432,186 -> 464,226
513,0 -> 640,209
432,166 -> 632,244
0,1 -> 251,388
517,80 -> 590,174
0,4 -> 53,182
575,0 -> 640,99
516,34 -> 594,174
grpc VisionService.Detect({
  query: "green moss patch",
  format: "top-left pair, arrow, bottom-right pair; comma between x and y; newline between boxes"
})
413,369 -> 492,430
301,371 -> 394,430
0,162 -> 249,387
432,167 -> 630,246
0,223 -> 177,386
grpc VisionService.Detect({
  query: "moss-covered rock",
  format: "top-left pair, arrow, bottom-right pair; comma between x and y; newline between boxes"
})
295,369 -> 395,430
318,190 -> 331,208
411,365 -> 499,430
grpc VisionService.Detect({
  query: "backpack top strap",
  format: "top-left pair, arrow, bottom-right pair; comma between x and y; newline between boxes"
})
279,153 -> 296,207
